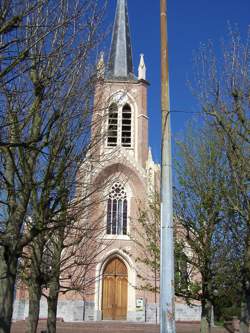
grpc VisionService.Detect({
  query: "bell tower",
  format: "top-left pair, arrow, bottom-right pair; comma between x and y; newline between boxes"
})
93,0 -> 149,169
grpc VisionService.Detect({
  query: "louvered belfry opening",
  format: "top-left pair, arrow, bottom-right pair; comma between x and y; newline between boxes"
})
121,104 -> 132,147
107,103 -> 118,147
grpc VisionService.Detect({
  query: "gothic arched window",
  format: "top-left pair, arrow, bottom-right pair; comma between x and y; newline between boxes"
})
107,183 -> 127,235
121,104 -> 131,147
107,103 -> 118,147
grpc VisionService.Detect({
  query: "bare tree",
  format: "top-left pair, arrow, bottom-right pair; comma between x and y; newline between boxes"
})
45,210 -> 107,333
0,1 -> 108,332
21,179 -> 112,333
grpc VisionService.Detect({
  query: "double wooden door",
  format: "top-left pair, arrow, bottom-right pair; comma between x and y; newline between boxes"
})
102,257 -> 128,320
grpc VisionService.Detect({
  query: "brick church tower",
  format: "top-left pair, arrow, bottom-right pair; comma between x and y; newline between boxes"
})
88,0 -> 160,321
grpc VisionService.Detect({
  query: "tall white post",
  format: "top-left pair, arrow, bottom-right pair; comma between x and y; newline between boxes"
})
160,0 -> 175,332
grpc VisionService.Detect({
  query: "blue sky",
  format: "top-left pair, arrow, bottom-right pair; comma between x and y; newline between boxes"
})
106,0 -> 249,162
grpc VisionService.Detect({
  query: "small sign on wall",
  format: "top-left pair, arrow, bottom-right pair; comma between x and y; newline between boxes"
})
136,298 -> 144,308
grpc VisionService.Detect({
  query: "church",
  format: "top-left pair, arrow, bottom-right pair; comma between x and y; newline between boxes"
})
13,0 -> 201,323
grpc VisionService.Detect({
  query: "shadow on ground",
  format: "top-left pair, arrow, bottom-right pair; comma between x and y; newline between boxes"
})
12,321 -> 227,333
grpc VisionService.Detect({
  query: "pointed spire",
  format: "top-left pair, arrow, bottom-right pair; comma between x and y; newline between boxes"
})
138,54 -> 146,80
148,146 -> 153,163
107,0 -> 134,80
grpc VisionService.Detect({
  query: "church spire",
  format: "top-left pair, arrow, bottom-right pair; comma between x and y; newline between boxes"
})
107,0 -> 134,80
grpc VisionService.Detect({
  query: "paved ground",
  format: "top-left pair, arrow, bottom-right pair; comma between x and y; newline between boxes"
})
12,321 -> 228,333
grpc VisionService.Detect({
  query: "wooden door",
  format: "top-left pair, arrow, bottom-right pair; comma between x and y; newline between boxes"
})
102,257 -> 128,320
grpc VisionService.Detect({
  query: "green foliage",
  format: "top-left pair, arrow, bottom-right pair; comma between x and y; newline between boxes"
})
188,28 -> 250,326
174,119 -> 248,324
133,192 -> 191,299
133,192 -> 160,295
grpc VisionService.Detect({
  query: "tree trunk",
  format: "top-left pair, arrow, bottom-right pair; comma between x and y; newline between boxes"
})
240,285 -> 250,333
47,281 -> 59,333
200,299 -> 212,333
240,298 -> 248,333
46,234 -> 62,333
26,283 -> 42,333
46,226 -> 65,333
0,248 -> 18,333
26,238 -> 44,333
240,232 -> 250,333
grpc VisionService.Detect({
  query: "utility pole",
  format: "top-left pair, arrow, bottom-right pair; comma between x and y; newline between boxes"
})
160,0 -> 175,332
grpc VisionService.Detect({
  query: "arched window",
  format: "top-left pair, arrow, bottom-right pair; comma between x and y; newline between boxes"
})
106,102 -> 132,148
107,103 -> 118,147
107,183 -> 127,235
121,104 -> 131,147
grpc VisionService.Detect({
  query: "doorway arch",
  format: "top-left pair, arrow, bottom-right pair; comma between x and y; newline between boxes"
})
102,257 -> 128,320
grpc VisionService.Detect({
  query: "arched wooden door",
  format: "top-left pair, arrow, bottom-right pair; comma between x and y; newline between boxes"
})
102,257 -> 128,320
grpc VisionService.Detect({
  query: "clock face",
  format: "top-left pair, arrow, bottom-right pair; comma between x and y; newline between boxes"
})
112,91 -> 128,106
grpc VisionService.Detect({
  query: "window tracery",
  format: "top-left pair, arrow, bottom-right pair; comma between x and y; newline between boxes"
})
107,182 -> 127,235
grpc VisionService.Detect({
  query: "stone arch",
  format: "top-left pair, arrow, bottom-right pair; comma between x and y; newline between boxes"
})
103,90 -> 138,152
93,162 -> 146,201
105,89 -> 138,112
93,162 -> 146,237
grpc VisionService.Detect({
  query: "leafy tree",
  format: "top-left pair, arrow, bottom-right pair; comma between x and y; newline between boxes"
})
133,192 -> 160,298
174,123 -> 246,333
133,123 -> 244,333
192,27 -> 250,333
132,192 -> 191,323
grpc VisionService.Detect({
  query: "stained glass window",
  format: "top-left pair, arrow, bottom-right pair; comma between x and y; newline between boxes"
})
107,183 -> 127,235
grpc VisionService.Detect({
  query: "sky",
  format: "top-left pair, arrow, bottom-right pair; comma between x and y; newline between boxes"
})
106,0 -> 250,163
